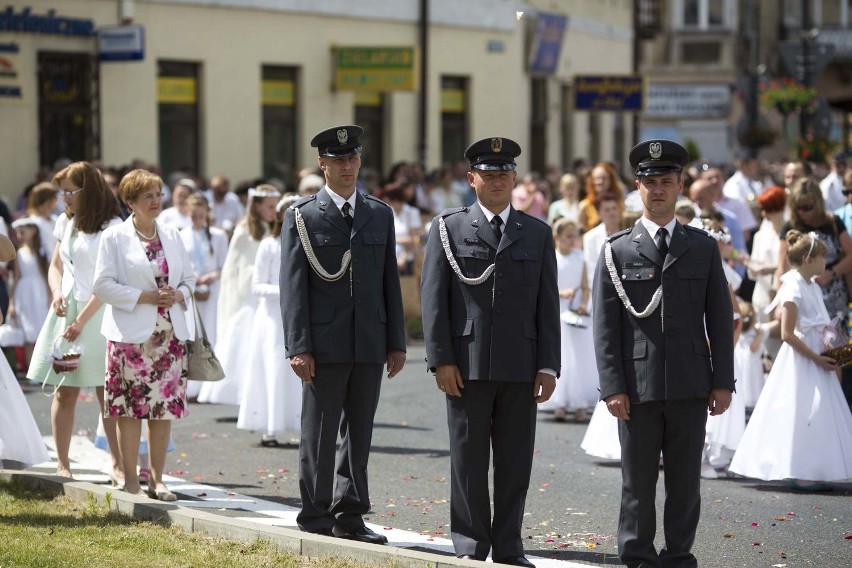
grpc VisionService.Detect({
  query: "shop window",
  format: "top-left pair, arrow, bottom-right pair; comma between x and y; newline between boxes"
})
261,65 -> 298,181
441,76 -> 468,167
355,92 -> 385,177
158,61 -> 200,177
38,52 -> 99,167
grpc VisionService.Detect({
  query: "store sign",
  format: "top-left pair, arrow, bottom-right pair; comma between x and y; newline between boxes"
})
528,12 -> 568,74
0,41 -> 21,97
441,88 -> 465,113
0,7 -> 94,37
98,25 -> 144,61
261,80 -> 294,106
158,77 -> 196,104
333,47 -> 416,92
645,84 -> 731,118
574,75 -> 644,111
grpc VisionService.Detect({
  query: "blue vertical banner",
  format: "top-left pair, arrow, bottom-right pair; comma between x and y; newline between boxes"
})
527,13 -> 568,74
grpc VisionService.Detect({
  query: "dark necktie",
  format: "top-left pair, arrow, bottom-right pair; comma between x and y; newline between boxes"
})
656,227 -> 669,259
491,215 -> 503,241
342,202 -> 353,228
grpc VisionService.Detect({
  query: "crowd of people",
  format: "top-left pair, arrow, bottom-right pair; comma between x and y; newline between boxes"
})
0,139 -> 851,564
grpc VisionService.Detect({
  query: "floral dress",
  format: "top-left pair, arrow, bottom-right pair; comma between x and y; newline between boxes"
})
104,238 -> 188,420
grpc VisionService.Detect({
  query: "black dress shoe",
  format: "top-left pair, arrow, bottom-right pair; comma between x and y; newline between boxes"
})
332,525 -> 388,545
493,556 -> 536,567
305,527 -> 334,537
458,554 -> 485,561
259,438 -> 279,448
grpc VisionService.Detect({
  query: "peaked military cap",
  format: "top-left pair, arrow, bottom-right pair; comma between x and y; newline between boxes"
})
629,139 -> 689,177
310,125 -> 365,157
464,137 -> 521,171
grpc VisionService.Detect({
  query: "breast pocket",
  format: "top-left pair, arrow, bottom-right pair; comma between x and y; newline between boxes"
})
676,263 -> 710,302
511,247 -> 542,285
313,232 -> 348,271
362,231 -> 387,266
456,246 -> 491,279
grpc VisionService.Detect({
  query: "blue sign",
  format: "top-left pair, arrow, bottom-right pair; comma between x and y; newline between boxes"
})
574,75 -> 644,111
0,85 -> 21,97
98,25 -> 145,62
528,13 -> 567,74
0,7 -> 94,37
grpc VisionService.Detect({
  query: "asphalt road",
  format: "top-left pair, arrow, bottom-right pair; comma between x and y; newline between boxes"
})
22,343 -> 851,567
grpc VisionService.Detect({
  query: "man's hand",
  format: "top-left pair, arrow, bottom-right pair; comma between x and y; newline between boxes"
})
386,350 -> 406,379
707,388 -> 733,416
605,393 -> 631,420
435,364 -> 464,397
533,372 -> 556,404
291,352 -> 316,384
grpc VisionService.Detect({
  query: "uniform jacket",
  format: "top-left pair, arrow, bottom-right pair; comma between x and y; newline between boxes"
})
279,187 -> 406,364
593,221 -> 734,402
93,217 -> 196,343
421,205 -> 560,382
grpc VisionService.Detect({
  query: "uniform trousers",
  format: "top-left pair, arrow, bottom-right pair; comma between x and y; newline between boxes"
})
617,399 -> 707,568
297,362 -> 383,533
447,381 -> 537,559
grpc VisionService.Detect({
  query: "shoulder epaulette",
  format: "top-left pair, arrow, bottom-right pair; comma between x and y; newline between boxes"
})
606,227 -> 632,242
439,207 -> 468,218
290,195 -> 316,209
517,210 -> 551,228
683,224 -> 714,239
364,193 -> 391,208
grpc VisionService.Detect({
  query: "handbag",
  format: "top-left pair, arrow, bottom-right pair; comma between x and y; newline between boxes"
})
186,301 -> 225,382
0,316 -> 24,347
560,309 -> 587,328
193,284 -> 211,302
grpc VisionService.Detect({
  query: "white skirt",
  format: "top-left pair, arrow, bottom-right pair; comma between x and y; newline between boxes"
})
705,389 -> 745,468
0,356 -> 49,467
580,400 -> 621,461
542,320 -> 599,411
237,296 -> 302,434
729,331 -> 852,481
197,304 -> 255,405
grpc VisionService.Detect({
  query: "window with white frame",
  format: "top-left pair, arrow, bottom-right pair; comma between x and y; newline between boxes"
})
674,0 -> 736,30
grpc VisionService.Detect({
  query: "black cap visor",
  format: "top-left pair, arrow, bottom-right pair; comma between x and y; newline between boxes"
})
636,160 -> 683,177
319,144 -> 363,158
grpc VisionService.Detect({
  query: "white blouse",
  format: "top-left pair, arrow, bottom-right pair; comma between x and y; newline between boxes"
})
55,214 -> 122,302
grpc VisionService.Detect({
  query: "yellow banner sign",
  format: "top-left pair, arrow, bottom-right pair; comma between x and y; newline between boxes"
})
158,77 -> 196,104
334,47 -> 416,92
441,89 -> 465,113
262,80 -> 294,106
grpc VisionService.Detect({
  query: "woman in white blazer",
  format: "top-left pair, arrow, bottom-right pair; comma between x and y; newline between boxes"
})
94,169 -> 195,500
27,162 -> 123,481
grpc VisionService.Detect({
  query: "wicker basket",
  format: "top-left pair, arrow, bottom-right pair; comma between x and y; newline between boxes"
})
821,344 -> 852,367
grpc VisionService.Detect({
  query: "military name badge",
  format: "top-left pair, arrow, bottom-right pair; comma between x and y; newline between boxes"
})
621,261 -> 655,281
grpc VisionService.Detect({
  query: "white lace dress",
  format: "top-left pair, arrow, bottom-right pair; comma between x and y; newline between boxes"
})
729,271 -> 852,481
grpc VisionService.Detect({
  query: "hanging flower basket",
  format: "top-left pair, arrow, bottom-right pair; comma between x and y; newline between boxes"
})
760,78 -> 817,115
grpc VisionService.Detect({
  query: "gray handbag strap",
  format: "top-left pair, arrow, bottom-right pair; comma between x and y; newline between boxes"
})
192,300 -> 210,343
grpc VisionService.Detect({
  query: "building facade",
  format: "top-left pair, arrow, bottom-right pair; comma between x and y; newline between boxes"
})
0,0 -> 636,202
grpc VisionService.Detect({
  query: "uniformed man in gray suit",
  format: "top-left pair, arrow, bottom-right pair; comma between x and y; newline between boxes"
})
280,125 -> 406,544
421,137 -> 560,567
593,140 -> 734,568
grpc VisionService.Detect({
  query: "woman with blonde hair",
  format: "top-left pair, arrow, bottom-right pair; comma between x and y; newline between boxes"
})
27,162 -> 122,480
25,181 -> 59,254
548,173 -> 582,223
777,178 -> 852,342
577,162 -> 625,231
93,169 -> 195,499
197,183 -> 281,405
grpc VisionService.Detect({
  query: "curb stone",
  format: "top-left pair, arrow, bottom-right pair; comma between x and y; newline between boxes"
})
0,471 -> 485,567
